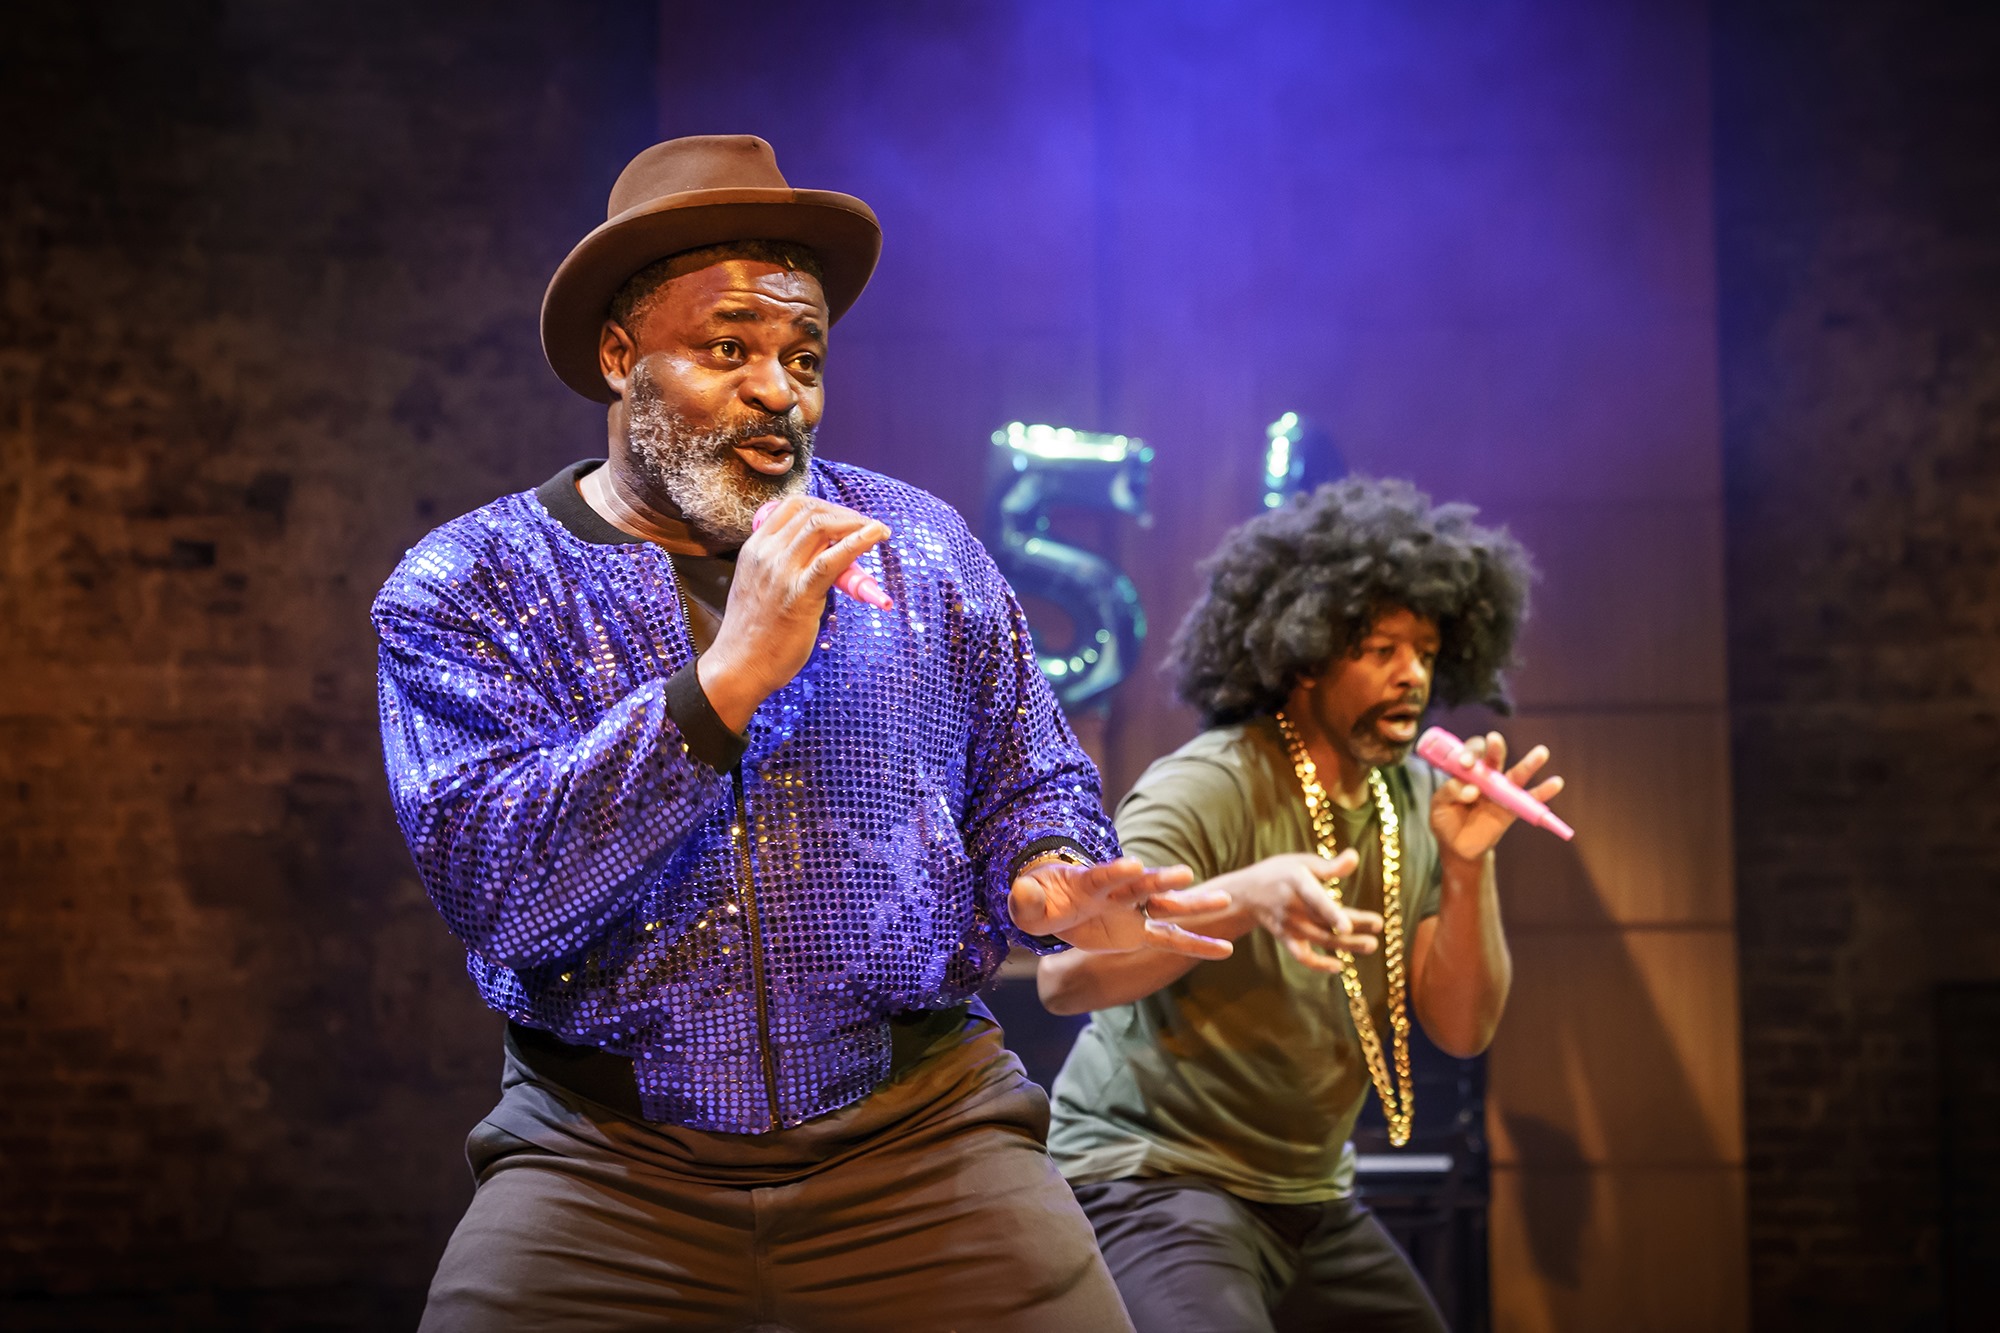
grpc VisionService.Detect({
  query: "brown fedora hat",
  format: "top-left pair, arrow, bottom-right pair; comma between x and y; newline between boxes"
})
540,135 -> 881,402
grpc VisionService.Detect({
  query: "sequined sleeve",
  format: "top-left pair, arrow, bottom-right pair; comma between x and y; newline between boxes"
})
953,532 -> 1121,953
373,554 -> 728,970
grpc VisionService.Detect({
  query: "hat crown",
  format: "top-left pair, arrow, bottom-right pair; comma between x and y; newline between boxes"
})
543,134 -> 879,401
607,135 -> 791,220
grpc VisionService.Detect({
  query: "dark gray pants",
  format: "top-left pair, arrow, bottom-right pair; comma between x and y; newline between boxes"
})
422,1017 -> 1133,1332
1072,1176 -> 1449,1333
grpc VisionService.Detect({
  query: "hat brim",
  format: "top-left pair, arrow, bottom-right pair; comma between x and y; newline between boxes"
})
540,187 -> 882,403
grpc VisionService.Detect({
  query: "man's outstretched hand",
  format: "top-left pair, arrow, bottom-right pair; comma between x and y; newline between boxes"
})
1175,850 -> 1383,975
1008,856 -> 1234,957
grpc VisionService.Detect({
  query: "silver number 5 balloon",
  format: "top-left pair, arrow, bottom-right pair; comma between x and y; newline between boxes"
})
985,422 -> 1153,710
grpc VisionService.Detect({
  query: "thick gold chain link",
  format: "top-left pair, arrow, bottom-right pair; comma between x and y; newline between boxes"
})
1274,712 -> 1415,1147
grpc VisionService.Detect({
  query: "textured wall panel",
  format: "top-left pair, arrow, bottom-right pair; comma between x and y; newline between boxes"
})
1490,1165 -> 1750,1333
1716,2 -> 2000,1325
0,1 -> 656,1320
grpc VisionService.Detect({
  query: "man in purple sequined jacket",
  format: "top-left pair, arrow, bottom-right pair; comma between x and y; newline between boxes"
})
374,136 -> 1229,1331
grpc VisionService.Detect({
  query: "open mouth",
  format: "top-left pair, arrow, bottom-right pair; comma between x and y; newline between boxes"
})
1376,705 -> 1424,744
733,436 -> 798,477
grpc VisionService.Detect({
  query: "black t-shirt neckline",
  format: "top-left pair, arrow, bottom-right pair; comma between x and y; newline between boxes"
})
536,459 -> 646,546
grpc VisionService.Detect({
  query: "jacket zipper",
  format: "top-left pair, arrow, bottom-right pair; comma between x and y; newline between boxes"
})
729,766 -> 783,1129
663,551 -> 781,1130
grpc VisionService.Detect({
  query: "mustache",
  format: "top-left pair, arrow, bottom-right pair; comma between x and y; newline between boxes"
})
622,358 -> 816,457
1351,692 -> 1429,738
710,409 -> 815,457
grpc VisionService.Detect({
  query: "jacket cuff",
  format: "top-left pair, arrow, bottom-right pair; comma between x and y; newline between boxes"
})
664,661 -> 748,772
1010,835 -> 1094,880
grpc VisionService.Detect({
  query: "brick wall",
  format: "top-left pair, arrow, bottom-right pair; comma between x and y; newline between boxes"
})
0,3 -> 653,1324
1715,2 -> 2000,1328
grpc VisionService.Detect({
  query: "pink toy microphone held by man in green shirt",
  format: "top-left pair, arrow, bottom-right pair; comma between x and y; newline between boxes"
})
1416,725 -> 1574,840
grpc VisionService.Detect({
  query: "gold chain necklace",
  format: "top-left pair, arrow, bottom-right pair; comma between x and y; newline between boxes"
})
1274,711 -> 1415,1147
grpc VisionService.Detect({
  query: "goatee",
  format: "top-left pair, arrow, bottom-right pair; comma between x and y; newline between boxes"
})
1349,696 -> 1426,767
624,358 -> 815,546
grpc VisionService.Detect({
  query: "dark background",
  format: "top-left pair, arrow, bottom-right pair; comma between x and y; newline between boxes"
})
3,1 -> 1995,1329
1716,3 -> 2000,1326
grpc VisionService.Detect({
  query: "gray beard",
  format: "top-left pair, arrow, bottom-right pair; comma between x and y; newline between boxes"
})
624,360 -> 815,546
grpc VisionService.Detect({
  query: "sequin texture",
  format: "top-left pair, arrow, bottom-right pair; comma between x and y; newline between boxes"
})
374,461 -> 1117,1132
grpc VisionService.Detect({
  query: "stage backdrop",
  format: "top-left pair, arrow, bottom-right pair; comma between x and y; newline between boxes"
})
653,2 -> 1746,1329
0,2 -> 1754,1328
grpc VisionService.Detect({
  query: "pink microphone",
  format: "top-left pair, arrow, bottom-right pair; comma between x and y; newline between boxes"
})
751,500 -> 894,611
1415,726 -> 1574,841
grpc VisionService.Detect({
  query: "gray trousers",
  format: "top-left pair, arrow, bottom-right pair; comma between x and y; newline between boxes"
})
421,1015 -> 1133,1333
1073,1176 -> 1449,1333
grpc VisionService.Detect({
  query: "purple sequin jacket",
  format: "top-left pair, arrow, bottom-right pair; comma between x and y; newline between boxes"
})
373,460 -> 1117,1132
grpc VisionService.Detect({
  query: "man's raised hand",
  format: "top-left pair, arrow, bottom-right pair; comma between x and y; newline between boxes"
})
1429,732 -> 1566,864
1008,856 -> 1234,958
697,495 -> 889,731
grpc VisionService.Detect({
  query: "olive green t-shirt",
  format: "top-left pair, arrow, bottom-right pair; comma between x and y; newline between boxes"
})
1046,717 -> 1443,1203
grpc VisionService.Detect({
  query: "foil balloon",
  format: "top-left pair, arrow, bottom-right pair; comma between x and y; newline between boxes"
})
985,422 -> 1152,709
1260,411 -> 1347,509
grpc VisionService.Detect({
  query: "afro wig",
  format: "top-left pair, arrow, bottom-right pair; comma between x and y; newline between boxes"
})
1169,476 -> 1534,725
